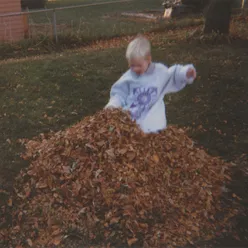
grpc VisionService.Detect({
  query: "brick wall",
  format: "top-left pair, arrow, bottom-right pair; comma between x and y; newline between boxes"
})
0,0 -> 24,42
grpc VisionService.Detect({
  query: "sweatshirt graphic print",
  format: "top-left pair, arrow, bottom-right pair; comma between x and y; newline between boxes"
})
105,62 -> 195,133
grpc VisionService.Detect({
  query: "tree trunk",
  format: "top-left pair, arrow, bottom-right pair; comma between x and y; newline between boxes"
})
204,0 -> 232,34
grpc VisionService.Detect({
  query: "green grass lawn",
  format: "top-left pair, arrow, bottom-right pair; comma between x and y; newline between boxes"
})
26,0 -> 200,46
1,20 -> 247,184
0,0 -> 204,60
0,18 -> 248,247
28,0 -> 165,38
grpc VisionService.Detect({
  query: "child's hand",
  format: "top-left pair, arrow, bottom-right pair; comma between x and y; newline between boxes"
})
104,104 -> 116,110
186,68 -> 196,80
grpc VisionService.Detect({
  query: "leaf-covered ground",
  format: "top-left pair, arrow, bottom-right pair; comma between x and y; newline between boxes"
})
1,109 -> 238,247
0,17 -> 248,247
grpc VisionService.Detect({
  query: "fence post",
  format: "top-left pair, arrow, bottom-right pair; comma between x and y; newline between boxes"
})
23,8 -> 29,39
52,9 -> 58,43
240,0 -> 245,15
242,0 -> 245,9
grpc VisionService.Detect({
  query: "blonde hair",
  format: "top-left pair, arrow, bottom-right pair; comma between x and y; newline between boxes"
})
126,35 -> 151,60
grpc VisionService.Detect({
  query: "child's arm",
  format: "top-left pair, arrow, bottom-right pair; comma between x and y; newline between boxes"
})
165,64 -> 196,93
105,75 -> 129,109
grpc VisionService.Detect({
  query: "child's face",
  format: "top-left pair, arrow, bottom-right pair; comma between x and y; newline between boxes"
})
128,56 -> 151,75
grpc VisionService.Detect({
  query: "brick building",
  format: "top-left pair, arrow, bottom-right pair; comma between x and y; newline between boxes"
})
0,0 -> 24,42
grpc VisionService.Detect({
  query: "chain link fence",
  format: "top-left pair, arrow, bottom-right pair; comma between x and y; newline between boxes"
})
1,0 -> 170,43
2,0 -> 245,44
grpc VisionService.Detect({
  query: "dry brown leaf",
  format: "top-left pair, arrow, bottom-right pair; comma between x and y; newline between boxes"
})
127,237 -> 138,246
6,109 -> 236,248
110,217 -> 120,224
119,148 -> 128,155
139,223 -> 148,229
153,154 -> 159,163
192,226 -> 200,232
106,148 -> 116,159
51,228 -> 62,237
35,181 -> 48,189
96,141 -> 105,146
51,236 -> 63,246
7,198 -> 12,207
126,151 -> 136,161
26,238 -> 33,247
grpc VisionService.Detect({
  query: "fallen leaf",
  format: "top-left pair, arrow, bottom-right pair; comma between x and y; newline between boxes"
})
192,226 -> 199,232
51,228 -> 62,237
153,154 -> 159,163
7,198 -> 12,207
126,151 -> 136,161
127,238 -> 138,246
96,141 -> 105,146
110,217 -> 120,224
18,212 -> 23,222
52,236 -> 63,246
119,148 -> 128,155
35,181 -> 48,189
27,238 -> 33,247
9,109 -> 234,247
106,148 -> 116,159
139,223 -> 148,229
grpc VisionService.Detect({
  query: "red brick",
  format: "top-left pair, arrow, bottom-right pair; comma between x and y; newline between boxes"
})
0,0 -> 24,42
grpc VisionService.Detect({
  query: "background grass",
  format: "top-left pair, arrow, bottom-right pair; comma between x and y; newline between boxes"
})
1,24 -> 247,185
29,0 -> 164,37
1,31 -> 248,246
0,0 -> 205,59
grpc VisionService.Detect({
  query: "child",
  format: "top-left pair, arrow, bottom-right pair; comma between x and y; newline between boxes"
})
105,35 -> 196,133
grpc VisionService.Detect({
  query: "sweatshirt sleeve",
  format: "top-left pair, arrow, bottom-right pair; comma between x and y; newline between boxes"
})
105,74 -> 129,109
165,64 -> 196,93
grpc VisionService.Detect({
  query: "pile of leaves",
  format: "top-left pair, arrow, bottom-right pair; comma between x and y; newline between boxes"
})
2,109 -> 238,247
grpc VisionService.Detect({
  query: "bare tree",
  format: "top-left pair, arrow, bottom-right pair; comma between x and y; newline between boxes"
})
204,0 -> 232,34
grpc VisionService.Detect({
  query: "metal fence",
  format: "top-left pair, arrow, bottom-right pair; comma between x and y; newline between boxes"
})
1,0 -> 246,44
0,0 -> 167,43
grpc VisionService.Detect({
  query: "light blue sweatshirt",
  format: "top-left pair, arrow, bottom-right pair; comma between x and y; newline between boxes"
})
105,62 -> 195,133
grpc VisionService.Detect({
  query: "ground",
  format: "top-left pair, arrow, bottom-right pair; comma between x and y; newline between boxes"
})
0,0 -> 203,59
0,0 -> 248,247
